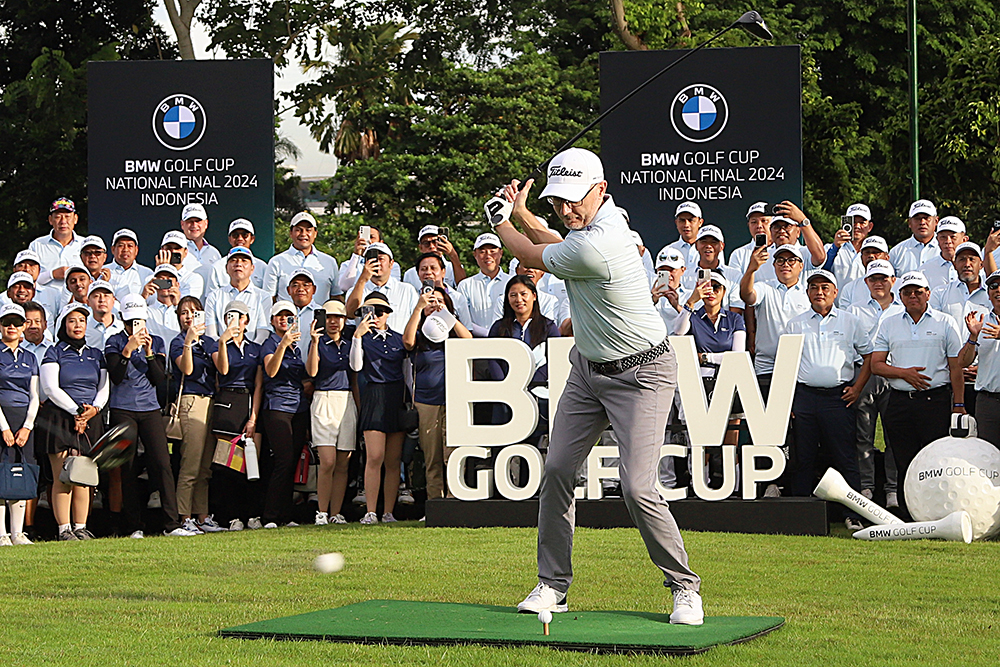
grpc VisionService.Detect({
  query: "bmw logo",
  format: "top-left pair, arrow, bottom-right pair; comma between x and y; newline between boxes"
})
670,84 -> 729,143
152,93 -> 207,151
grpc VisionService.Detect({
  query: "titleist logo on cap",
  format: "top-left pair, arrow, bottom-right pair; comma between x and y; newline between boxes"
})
549,166 -> 583,178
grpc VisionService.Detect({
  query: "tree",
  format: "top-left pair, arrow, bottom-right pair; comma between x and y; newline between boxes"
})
163,0 -> 203,59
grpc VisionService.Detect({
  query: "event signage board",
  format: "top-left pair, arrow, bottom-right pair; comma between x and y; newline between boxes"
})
87,59 -> 275,263
599,46 -> 802,254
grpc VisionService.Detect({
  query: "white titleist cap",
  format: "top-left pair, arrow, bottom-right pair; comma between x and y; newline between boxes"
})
860,236 -> 889,253
865,260 -> 895,279
473,233 -> 501,250
120,294 -> 148,321
675,201 -> 702,218
290,211 -> 317,228
538,148 -> 604,202
806,269 -> 837,285
696,225 -> 724,243
954,241 -> 982,259
181,203 -> 207,221
112,229 -> 138,245
229,218 -> 255,235
81,235 -> 106,251
655,246 -> 685,270
7,272 -> 34,289
898,271 -> 930,290
908,199 -> 937,218
746,202 -> 768,217
161,230 -> 187,248
846,203 -> 871,220
936,216 -> 965,235
418,225 -> 440,240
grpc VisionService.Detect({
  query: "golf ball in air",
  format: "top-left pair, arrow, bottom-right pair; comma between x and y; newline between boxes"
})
904,436 -> 1000,540
313,552 -> 345,573
538,610 -> 553,624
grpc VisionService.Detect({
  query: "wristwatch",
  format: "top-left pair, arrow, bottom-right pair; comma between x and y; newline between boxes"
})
797,217 -> 811,228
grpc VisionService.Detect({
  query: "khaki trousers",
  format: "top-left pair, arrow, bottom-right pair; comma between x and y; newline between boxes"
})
415,402 -> 449,499
176,394 -> 215,517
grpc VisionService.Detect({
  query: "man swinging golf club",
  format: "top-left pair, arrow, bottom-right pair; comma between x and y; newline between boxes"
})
485,148 -> 702,625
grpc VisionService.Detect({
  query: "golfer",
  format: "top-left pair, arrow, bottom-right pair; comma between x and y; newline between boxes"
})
488,148 -> 702,625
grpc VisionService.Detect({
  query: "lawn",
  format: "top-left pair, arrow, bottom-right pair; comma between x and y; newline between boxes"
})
1,523 -> 996,667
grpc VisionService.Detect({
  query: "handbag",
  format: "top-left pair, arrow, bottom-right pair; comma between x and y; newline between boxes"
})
60,456 -> 100,487
0,449 -> 40,500
165,377 -> 185,441
212,435 -> 246,473
293,443 -> 319,493
400,357 -> 420,433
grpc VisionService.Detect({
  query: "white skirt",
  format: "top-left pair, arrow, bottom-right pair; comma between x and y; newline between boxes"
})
310,390 -> 358,451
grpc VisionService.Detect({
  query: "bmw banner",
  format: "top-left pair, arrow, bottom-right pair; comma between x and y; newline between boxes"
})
600,46 -> 801,253
87,59 -> 275,262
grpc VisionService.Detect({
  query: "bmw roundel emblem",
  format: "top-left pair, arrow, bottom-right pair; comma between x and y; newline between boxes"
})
670,84 -> 728,143
152,93 -> 207,151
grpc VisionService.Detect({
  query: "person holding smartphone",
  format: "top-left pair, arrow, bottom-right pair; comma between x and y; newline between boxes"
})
156,231 -> 205,301
826,204 -> 874,303
141,264 -> 183,344
171,296 -> 225,534
349,292 -> 408,524
345,242 -> 419,334
414,252 -> 472,325
85,280 -> 124,349
651,247 -> 690,333
206,219 -> 268,291
259,300 -> 309,528
337,224 -> 401,293
205,246 -> 270,344
402,225 -> 466,290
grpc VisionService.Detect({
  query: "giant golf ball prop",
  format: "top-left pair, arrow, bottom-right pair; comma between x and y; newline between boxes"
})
904,436 -> 1000,540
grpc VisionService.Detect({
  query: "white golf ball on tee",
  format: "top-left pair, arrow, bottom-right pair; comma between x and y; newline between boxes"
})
313,552 -> 345,573
538,610 -> 553,624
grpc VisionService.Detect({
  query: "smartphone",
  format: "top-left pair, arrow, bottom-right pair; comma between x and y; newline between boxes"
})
421,279 -> 435,295
170,251 -> 182,265
653,270 -> 670,291
313,309 -> 326,331
191,311 -> 205,328
359,225 -> 371,243
131,319 -> 146,335
841,215 -> 854,233
287,315 -> 298,331
364,246 -> 380,263
359,305 -> 375,320
754,233 -> 767,248
225,312 -> 238,327
992,220 -> 1000,232
152,278 -> 172,290
438,226 -> 449,240
698,268 -> 712,283
771,203 -> 782,216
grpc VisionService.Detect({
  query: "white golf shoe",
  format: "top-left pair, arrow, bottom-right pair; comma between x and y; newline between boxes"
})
516,582 -> 568,614
669,589 -> 704,625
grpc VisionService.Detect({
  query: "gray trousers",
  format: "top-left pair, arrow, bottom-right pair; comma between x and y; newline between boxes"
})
855,374 -> 897,494
537,346 -> 700,594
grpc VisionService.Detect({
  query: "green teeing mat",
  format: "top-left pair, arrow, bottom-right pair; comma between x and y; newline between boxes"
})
219,600 -> 784,655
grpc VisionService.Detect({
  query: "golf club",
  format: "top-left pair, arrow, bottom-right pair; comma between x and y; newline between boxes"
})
89,420 -> 138,470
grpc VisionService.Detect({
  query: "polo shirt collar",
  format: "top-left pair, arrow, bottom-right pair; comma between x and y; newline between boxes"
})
371,328 -> 391,341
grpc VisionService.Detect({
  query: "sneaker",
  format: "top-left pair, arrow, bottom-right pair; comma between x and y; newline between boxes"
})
182,518 -> 204,534
247,517 -> 263,530
845,517 -> 864,532
860,488 -> 873,500
229,519 -> 244,532
670,589 -> 704,625
398,489 -> 414,505
315,511 -> 329,526
147,490 -> 161,509
263,522 -> 278,529
59,528 -> 79,541
0,535 -> 12,546
382,512 -> 397,523
330,513 -> 347,524
763,484 -> 781,498
130,530 -> 145,539
886,492 -> 899,509
12,532 -> 33,545
352,491 -> 366,505
419,516 -> 426,522
360,511 -> 378,525
285,521 -> 299,528
517,582 -> 568,614
74,527 -> 95,541
198,516 -> 227,533
165,526 -> 199,537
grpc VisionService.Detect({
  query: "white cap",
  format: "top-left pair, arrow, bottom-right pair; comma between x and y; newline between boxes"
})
474,233 -> 502,250
112,229 -> 138,246
955,241 -> 982,259
860,235 -> 889,253
418,225 -> 440,240
746,202 -> 768,217
6,271 -> 34,289
865,260 -> 895,279
87,280 -> 114,296
120,294 -> 148,321
270,300 -> 296,318
773,244 -> 800,257
0,303 -> 26,321
14,249 -> 41,266
161,230 -> 187,248
908,199 -> 938,218
289,268 -> 315,283
290,211 -> 317,228
538,148 -> 604,202
56,303 -> 90,332
81,235 -> 106,251
152,264 -> 180,279
181,203 -> 207,221
366,242 -> 393,260
421,309 -> 457,344
936,216 -> 965,234
846,203 -> 871,220
675,201 -> 702,218
228,218 -> 255,235
655,246 -> 685,270
630,230 -> 644,247
705,270 -> 728,290
806,269 -> 837,285
696,225 -> 724,242
986,270 -> 1000,288
770,216 -> 795,227
898,271 -> 930,290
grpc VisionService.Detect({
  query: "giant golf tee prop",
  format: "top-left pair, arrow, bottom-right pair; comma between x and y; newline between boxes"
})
852,510 -> 973,543
812,468 -> 903,525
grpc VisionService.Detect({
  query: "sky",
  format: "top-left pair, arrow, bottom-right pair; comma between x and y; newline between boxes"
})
152,5 -> 338,179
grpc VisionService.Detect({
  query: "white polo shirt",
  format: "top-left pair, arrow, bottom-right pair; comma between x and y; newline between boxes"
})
785,307 -> 873,387
748,279 -> 812,375
457,269 -> 509,336
919,254 -> 957,291
656,284 -> 691,334
929,279 -> 991,326
186,239 -> 222,267
337,253 -> 401,294
358,276 -> 419,334
667,238 -> 700,270
889,236 -> 940,275
848,298 -> 905,339
829,242 -> 864,303
204,282 -> 271,343
104,261 -> 153,301
728,240 -> 756,276
29,232 -> 85,284
873,307 -> 963,392
145,300 -> 181,346
206,254 -> 267,292
541,195 -> 665,363
973,310 -> 1000,392
264,246 -> 342,305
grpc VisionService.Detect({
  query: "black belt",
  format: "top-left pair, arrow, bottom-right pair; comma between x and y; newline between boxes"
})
889,385 -> 950,400
800,383 -> 849,397
219,386 -> 251,395
588,339 -> 670,376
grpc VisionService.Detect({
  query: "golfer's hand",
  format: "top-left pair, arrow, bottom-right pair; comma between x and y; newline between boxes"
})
899,366 -> 931,390
484,196 -> 513,228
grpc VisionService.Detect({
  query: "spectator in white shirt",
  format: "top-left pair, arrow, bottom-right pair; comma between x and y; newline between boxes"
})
105,229 -> 152,301
889,199 -> 940,275
919,216 -> 967,291
78,236 -> 113,284
179,203 -> 222,271
457,233 -> 508,337
64,266 -> 91,306
345,242 -> 418,334
205,247 -> 270,343
7,251 -> 60,320
827,203 -> 874,297
141,265 -> 183,344
155,231 -> 205,301
206,218 -> 267,291
285,268 -> 320,352
930,242 -> 992,325
85,280 -> 123,349
402,225 -> 466,290
4,272 -> 39,311
29,197 -> 85,286
667,201 -> 702,269
413,252 -> 472,325
728,202 -> 772,275
651,246 -> 689,334
337,224 -> 401,293
264,211 -> 341,305
771,201 -> 828,273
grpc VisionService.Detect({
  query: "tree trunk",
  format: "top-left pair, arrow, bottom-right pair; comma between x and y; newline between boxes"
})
609,0 -> 647,51
163,0 -> 203,60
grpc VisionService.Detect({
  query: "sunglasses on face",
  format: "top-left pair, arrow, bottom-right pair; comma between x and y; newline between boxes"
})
0,317 -> 23,327
373,307 -> 390,317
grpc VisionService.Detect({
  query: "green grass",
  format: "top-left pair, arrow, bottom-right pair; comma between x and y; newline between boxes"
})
2,524 -> 997,666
